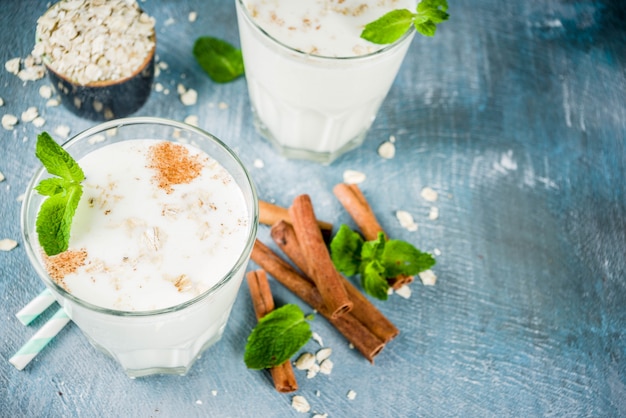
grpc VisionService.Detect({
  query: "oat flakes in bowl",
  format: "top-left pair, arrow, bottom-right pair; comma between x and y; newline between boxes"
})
33,0 -> 156,121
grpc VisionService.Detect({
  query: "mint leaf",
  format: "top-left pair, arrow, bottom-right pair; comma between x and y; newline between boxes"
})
34,132 -> 84,256
35,185 -> 82,256
330,224 -> 363,276
244,304 -> 312,370
360,0 -> 449,44
35,132 -> 84,183
193,36 -> 244,83
361,232 -> 386,265
35,178 -> 71,196
330,225 -> 436,300
362,260 -> 389,301
381,239 -> 436,277
360,9 -> 414,45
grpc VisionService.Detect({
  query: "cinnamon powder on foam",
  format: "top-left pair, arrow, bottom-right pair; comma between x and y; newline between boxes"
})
147,141 -> 204,194
42,142 -> 204,282
44,249 -> 88,290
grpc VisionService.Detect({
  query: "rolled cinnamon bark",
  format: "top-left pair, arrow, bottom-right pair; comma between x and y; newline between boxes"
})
332,183 -> 385,241
259,200 -> 333,241
271,220 -> 399,343
333,183 -> 414,289
288,195 -> 352,319
246,270 -> 298,393
251,240 -> 385,363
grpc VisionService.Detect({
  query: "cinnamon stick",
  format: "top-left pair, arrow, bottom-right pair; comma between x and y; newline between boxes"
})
259,200 -> 333,241
246,270 -> 298,393
333,183 -> 414,289
271,220 -> 399,343
333,183 -> 385,241
288,195 -> 352,319
251,240 -> 385,362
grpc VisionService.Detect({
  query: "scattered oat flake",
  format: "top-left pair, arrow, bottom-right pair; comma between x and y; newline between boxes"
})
312,332 -> 324,346
33,117 -> 46,128
429,206 -> 439,220
291,395 -> 311,413
55,125 -> 71,138
211,390 -> 217,396
307,363 -> 321,379
88,134 -> 106,145
218,101 -> 228,109
180,89 -> 198,106
253,158 -> 264,168
0,97 -> 4,106
294,352 -> 316,371
39,85 -> 53,99
154,82 -> 164,92
46,98 -> 60,107
189,11 -> 198,22
313,414 -> 328,418
377,141 -> 395,159
343,170 -> 366,184
0,171 -> 5,182
0,239 -> 18,251
16,193 -> 25,202
347,390 -> 357,400
395,285 -> 412,299
315,347 -> 332,362
419,269 -> 437,286
184,115 -> 199,126
5,57 -> 20,75
396,210 -> 418,232
319,359 -> 333,375
433,248 -> 441,256
21,107 -> 39,123
195,400 -> 202,405
2,114 -> 18,130
421,187 -> 438,202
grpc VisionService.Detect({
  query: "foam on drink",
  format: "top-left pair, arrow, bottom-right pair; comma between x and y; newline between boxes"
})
42,139 -> 250,312
242,0 -> 416,57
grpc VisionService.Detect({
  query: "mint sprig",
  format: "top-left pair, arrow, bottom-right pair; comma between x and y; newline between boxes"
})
361,0 -> 449,44
244,304 -> 313,370
193,36 -> 244,83
34,132 -> 85,256
330,225 -> 436,300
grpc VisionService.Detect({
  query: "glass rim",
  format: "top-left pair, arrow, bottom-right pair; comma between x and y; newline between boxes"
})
20,116 -> 259,318
235,0 -> 416,62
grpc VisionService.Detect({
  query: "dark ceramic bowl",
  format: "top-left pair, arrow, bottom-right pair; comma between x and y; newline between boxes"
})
45,41 -> 156,121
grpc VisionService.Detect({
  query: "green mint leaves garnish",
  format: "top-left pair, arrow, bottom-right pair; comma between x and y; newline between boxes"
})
34,132 -> 85,256
361,0 -> 449,44
330,225 -> 436,300
193,36 -> 244,83
244,304 -> 313,370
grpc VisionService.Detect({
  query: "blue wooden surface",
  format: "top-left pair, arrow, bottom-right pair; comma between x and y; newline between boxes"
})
1,1 -> 625,416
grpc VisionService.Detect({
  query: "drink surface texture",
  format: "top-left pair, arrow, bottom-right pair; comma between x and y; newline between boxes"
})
42,139 -> 249,311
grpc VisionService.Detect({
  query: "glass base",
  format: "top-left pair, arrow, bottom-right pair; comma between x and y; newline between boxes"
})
252,112 -> 368,164
85,324 -> 226,378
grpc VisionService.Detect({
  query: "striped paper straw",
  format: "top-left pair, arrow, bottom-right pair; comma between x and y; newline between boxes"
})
10,308 -> 71,371
15,289 -> 56,326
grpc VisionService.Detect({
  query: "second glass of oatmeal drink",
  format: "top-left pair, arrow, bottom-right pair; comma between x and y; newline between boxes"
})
235,0 -> 417,164
21,117 -> 258,377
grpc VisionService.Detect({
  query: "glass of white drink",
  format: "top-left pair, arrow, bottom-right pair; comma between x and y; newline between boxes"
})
21,117 -> 258,377
235,0 -> 417,164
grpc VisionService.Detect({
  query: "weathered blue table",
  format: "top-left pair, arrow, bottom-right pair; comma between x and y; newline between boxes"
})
1,1 -> 625,416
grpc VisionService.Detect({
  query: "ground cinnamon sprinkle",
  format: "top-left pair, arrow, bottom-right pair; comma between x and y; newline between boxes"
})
44,249 -> 89,289
147,142 -> 204,194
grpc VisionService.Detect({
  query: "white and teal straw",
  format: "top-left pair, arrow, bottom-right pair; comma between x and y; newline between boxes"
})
10,307 -> 70,371
15,288 -> 56,325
